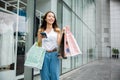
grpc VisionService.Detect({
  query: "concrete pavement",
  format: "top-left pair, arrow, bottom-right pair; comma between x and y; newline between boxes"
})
60,58 -> 120,80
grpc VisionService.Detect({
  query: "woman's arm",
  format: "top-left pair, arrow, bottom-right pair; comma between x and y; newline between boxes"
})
37,28 -> 42,46
56,28 -> 62,46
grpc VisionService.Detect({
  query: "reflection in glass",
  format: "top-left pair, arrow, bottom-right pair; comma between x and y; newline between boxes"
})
16,1 -> 27,76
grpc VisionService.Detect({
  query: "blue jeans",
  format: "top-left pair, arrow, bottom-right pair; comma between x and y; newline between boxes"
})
40,51 -> 60,80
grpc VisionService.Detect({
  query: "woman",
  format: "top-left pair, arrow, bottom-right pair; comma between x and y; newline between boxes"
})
37,11 -> 61,80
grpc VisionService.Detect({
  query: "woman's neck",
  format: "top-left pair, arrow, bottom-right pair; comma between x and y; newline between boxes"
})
46,24 -> 53,33
46,24 -> 52,29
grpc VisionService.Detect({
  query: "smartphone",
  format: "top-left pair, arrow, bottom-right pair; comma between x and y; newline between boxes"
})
40,32 -> 47,38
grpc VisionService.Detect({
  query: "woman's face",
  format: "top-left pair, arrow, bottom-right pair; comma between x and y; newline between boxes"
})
45,12 -> 55,25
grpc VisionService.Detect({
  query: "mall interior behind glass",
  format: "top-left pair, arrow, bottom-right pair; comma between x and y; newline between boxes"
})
0,0 -> 120,80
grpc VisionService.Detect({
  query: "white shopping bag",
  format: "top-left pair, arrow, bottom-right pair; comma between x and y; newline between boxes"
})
24,42 -> 46,69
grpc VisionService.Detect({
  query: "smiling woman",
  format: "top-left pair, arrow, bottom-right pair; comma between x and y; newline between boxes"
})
37,11 -> 61,80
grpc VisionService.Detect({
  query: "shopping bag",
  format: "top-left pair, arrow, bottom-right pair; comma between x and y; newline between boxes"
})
24,42 -> 46,69
64,26 -> 82,57
64,31 -> 71,57
59,33 -> 67,59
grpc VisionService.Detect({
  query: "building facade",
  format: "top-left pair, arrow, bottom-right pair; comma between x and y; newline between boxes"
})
96,0 -> 120,58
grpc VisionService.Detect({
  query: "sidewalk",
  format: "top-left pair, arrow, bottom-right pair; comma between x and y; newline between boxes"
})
60,58 -> 120,80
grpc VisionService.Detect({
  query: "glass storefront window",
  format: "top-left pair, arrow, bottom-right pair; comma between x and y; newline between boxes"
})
63,6 -> 72,27
16,1 -> 27,76
62,5 -> 72,74
58,0 -> 96,74
63,0 -> 72,8
62,57 -> 71,73
87,31 -> 94,62
0,0 -> 27,79
82,25 -> 88,64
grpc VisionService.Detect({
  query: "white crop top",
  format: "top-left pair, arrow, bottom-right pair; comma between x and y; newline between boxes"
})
42,29 -> 58,51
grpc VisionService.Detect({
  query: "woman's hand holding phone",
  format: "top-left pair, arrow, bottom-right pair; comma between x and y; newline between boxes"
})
40,32 -> 47,38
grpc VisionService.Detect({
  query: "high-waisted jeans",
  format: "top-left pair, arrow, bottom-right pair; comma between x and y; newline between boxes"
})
40,51 -> 60,80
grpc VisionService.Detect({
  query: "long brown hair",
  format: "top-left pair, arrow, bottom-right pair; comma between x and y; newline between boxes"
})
40,11 -> 59,31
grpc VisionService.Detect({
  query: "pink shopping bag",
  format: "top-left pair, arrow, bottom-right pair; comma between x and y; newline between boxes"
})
64,26 -> 82,57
